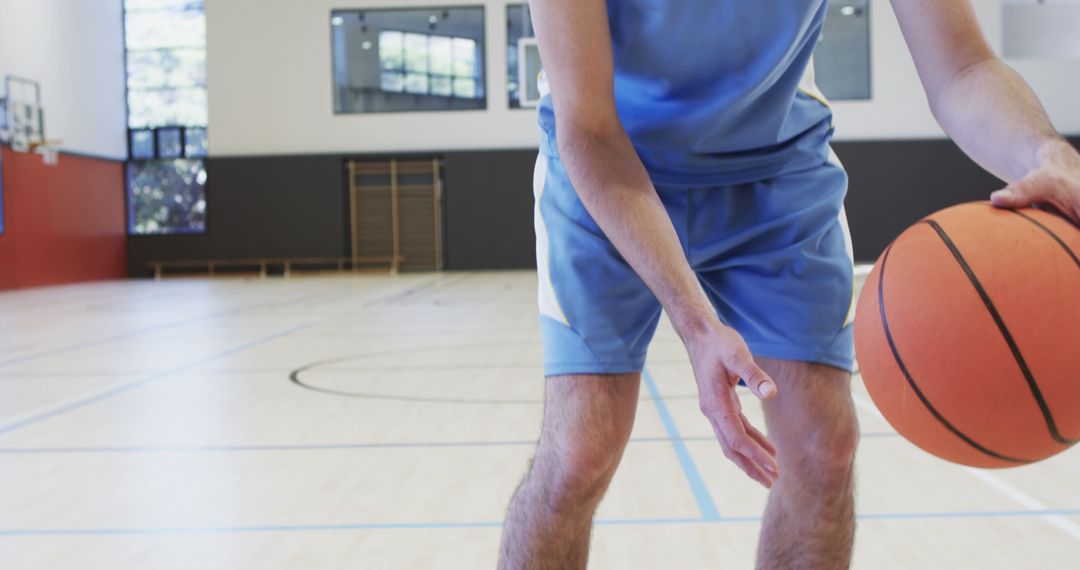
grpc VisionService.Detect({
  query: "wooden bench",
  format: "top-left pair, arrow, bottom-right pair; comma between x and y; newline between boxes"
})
148,256 -> 405,280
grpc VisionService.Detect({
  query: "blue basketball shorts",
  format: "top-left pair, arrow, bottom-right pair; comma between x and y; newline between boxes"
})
532,151 -> 856,377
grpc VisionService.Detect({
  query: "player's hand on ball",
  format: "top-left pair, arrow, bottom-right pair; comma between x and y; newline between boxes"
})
686,320 -> 780,488
991,139 -> 1080,225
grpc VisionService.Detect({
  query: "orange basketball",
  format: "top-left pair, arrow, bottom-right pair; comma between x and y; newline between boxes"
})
854,202 -> 1080,468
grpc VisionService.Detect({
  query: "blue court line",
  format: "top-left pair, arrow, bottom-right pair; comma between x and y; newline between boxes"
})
0,324 -> 310,437
0,312 -> 226,369
642,368 -> 721,521
3,509 -> 1078,537
0,284 -> 346,370
0,432 -> 900,455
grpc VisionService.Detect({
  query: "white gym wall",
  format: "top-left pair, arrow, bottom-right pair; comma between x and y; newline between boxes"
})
833,0 -> 1080,141
205,0 -> 1080,157
0,0 -> 127,159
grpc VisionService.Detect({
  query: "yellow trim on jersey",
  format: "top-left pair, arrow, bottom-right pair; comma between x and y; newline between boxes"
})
798,86 -> 832,110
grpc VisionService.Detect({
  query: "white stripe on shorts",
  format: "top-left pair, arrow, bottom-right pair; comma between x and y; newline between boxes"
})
533,153 -> 570,326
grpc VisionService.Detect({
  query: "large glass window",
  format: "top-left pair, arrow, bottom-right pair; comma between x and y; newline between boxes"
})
332,7 -> 487,113
814,0 -> 871,101
507,4 -> 543,109
127,160 -> 207,235
124,0 -> 208,235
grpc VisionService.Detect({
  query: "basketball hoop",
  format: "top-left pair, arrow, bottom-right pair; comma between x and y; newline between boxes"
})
29,140 -> 61,166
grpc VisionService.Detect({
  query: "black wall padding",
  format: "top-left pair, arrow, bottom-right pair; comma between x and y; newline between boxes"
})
127,137 -> 1079,275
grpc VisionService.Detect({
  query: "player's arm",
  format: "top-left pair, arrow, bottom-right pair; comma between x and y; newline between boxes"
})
890,0 -> 1080,223
529,0 -> 779,486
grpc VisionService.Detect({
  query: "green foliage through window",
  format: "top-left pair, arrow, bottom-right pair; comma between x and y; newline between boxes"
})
127,160 -> 207,235
124,0 -> 209,235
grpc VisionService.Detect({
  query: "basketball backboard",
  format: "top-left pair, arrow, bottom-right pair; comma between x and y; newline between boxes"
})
1,76 -> 45,152
517,38 -> 544,108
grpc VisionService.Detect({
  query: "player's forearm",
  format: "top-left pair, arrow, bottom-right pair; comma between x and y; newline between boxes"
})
557,130 -> 717,339
931,58 -> 1068,182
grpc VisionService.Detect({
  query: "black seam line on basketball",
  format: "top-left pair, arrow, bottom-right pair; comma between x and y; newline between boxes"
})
1009,210 -> 1080,269
877,245 -> 1031,464
923,219 -> 1078,446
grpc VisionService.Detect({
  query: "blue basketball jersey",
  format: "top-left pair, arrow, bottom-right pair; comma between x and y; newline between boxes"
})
537,0 -> 834,185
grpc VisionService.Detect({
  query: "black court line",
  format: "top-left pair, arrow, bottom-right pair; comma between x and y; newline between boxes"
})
0,324 -> 310,437
289,343 -> 747,404
925,219 -> 1076,446
1010,210 -> 1080,268
877,245 -> 1030,464
0,284 -> 349,369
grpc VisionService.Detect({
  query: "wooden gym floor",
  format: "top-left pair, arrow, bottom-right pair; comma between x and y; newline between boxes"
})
0,271 -> 1077,569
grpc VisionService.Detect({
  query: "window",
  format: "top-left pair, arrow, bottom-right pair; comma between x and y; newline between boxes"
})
332,7 -> 487,113
507,4 -> 542,109
124,0 -> 208,235
814,0 -> 871,101
127,160 -> 207,235
378,31 -> 480,99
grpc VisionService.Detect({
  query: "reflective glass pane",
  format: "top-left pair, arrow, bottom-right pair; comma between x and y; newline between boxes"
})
332,6 -> 487,113
128,159 -> 207,235
126,0 -> 204,12
453,38 -> 476,77
130,129 -> 156,159
127,48 -> 206,90
453,78 -> 476,99
157,127 -> 184,158
507,4 -> 535,108
405,73 -> 429,95
430,76 -> 452,97
380,31 -> 404,71
405,33 -> 429,73
128,88 -> 208,128
184,127 -> 208,157
125,10 -> 206,50
429,36 -> 453,75
814,0 -> 871,100
381,72 -> 405,93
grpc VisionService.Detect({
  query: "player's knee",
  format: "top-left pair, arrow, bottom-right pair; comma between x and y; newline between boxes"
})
536,439 -> 623,507
791,415 -> 859,484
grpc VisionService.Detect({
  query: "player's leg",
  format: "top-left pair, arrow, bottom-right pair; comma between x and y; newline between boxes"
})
689,151 -> 857,568
754,358 -> 859,570
499,152 -> 675,568
498,373 -> 639,570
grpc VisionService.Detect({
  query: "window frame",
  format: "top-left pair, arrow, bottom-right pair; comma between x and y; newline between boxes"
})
123,0 -> 210,237
330,5 -> 489,115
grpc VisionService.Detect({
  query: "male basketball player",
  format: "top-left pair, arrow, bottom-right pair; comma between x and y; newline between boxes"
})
500,1 -> 1080,568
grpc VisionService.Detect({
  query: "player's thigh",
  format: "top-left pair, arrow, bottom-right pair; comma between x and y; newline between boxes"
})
539,373 -> 641,450
534,152 -> 665,376
692,156 -> 855,373
534,374 -> 642,483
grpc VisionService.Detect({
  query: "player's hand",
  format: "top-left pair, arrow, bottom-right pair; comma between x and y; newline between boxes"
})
684,318 -> 780,488
991,139 -> 1080,225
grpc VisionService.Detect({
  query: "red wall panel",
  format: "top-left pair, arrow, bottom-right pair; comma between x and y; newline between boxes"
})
0,146 -> 126,291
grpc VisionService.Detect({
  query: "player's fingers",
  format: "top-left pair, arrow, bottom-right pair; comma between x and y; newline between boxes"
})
990,187 -> 1028,208
713,423 -> 774,488
704,394 -> 778,479
991,171 -> 1053,208
729,354 -> 777,400
741,415 -> 777,458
